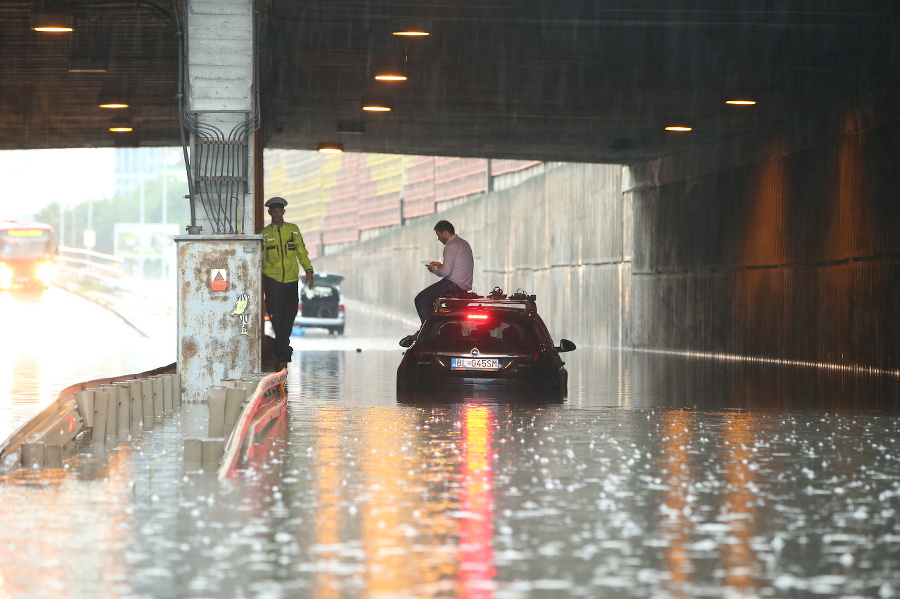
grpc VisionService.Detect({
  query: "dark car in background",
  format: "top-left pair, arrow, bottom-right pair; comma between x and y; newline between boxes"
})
293,272 -> 345,335
397,292 -> 576,392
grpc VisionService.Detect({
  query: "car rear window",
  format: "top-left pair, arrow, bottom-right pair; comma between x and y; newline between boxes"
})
419,312 -> 533,352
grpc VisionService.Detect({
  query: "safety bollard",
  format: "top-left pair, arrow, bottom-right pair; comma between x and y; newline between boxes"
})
151,376 -> 164,421
21,443 -> 45,468
141,379 -> 154,430
221,379 -> 239,388
75,390 -> 94,429
208,386 -> 227,438
224,386 -> 247,438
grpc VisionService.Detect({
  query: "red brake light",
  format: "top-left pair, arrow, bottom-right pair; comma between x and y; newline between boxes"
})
466,313 -> 489,320
339,304 -> 345,313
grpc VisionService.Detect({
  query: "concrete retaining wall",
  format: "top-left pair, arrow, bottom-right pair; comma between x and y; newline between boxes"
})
315,162 -> 627,348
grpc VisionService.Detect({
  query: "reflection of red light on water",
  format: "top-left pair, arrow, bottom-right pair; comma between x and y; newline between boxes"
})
459,405 -> 495,598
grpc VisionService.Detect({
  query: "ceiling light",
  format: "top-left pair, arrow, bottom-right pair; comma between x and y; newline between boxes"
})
725,99 -> 757,105
374,72 -> 408,82
32,13 -> 74,33
361,98 -> 392,112
67,58 -> 107,73
97,92 -> 130,109
109,118 -> 133,133
317,142 -> 344,154
665,125 -> 692,132
392,29 -> 429,37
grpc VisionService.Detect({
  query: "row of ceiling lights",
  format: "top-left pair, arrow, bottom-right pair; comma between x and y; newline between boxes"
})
34,13 -> 759,148
665,99 -> 757,132
318,27 -> 430,154
34,11 -> 427,146
32,13 -> 135,133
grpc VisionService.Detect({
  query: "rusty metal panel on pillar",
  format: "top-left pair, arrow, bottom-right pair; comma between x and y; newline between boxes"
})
176,234 -> 263,403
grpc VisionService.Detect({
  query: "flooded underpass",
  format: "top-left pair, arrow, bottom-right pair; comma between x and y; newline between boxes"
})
2,302 -> 900,598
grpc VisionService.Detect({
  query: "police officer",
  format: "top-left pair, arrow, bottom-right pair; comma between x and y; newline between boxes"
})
261,197 -> 314,367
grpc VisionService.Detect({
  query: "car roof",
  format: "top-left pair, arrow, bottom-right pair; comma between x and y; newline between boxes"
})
312,272 -> 343,285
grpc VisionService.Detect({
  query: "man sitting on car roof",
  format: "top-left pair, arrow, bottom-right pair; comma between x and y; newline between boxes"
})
414,220 -> 474,323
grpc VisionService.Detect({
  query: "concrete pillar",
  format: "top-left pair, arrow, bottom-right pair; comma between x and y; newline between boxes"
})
177,0 -> 263,402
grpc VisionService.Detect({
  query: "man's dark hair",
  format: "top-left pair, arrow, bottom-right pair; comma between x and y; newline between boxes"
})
434,220 -> 455,235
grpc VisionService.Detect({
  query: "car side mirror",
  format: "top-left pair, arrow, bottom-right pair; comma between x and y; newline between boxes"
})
399,336 -> 414,348
556,339 -> 576,352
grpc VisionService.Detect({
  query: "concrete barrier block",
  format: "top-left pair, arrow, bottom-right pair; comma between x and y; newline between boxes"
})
224,387 -> 246,437
201,438 -> 225,465
141,379 -> 154,430
21,443 -> 44,468
151,377 -> 164,420
75,390 -> 94,429
183,438 -> 202,462
208,386 -> 227,438
44,445 -> 63,468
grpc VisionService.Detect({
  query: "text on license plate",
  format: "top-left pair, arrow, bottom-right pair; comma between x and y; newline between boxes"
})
451,357 -> 500,371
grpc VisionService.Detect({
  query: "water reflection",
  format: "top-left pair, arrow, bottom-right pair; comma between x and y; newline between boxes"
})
2,307 -> 900,598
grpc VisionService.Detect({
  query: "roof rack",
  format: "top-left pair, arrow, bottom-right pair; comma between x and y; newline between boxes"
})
432,290 -> 537,314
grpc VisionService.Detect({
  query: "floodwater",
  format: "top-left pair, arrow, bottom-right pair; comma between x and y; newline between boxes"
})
0,287 -> 174,442
2,301 -> 900,598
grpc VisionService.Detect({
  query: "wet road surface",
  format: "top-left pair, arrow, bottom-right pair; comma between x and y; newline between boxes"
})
0,286 -> 174,442
2,301 -> 900,598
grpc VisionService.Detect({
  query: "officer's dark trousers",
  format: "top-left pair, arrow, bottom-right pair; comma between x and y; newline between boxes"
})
263,275 -> 299,362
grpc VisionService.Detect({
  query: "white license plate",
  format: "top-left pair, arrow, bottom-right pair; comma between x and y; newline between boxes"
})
451,357 -> 500,371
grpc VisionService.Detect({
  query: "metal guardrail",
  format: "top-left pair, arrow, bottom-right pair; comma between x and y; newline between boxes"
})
55,246 -> 126,293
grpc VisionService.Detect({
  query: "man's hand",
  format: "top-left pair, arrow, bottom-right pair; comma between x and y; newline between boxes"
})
427,261 -> 442,271
305,272 -> 315,287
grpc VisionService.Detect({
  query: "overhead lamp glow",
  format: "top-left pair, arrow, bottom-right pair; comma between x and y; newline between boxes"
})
374,73 -> 408,81
97,92 -> 129,108
726,99 -> 757,105
392,30 -> 429,37
665,125 -> 692,132
109,119 -> 133,133
362,100 -> 392,112
317,142 -> 344,154
32,14 -> 74,32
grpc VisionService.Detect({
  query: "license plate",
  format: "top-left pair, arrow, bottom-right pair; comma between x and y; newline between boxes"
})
451,357 -> 500,371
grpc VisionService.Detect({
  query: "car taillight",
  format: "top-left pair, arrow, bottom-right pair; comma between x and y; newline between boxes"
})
339,304 -> 345,313
297,301 -> 303,310
466,313 -> 489,321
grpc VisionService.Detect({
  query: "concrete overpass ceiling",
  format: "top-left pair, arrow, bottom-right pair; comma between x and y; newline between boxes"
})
2,1 -> 898,163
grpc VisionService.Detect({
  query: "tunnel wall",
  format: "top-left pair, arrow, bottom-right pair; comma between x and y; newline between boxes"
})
628,81 -> 900,372
314,162 -> 628,348
314,82 -> 898,372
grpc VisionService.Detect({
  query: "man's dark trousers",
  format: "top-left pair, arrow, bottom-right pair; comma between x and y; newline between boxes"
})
263,275 -> 299,361
414,278 -> 462,323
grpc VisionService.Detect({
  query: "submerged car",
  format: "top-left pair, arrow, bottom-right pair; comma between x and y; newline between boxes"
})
293,272 -> 345,335
397,292 -> 576,392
